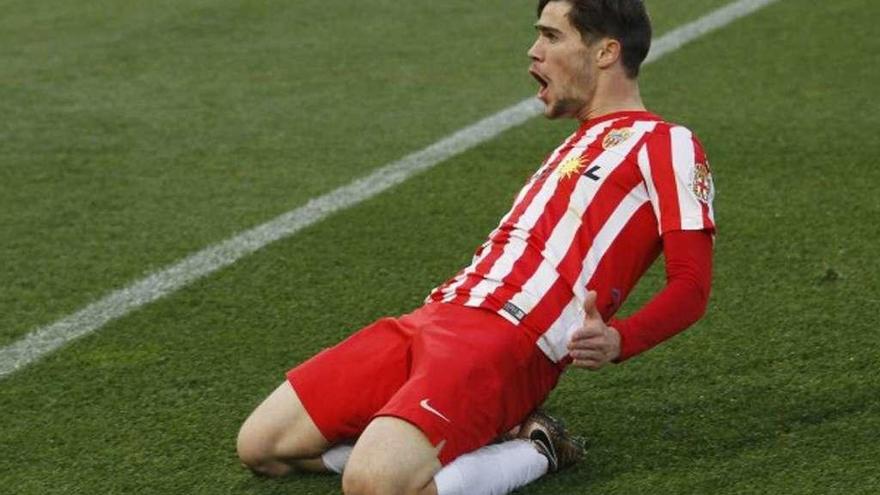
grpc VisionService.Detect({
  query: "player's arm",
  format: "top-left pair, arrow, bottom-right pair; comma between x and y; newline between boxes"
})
608,229 -> 713,361
567,229 -> 713,368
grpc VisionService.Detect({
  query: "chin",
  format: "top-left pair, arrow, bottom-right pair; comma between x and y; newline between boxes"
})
543,109 -> 564,120
542,102 -> 570,120
538,98 -> 559,118
546,97 -> 586,121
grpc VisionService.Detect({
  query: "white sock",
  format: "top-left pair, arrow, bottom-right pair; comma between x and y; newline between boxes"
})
434,439 -> 549,495
321,444 -> 353,474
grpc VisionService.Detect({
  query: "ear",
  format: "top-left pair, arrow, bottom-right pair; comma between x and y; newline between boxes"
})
595,38 -> 622,70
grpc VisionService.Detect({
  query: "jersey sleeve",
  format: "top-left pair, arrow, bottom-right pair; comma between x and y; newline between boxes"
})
609,229 -> 713,361
637,125 -> 716,235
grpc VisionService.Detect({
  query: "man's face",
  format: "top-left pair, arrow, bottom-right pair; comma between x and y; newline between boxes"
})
528,1 -> 596,119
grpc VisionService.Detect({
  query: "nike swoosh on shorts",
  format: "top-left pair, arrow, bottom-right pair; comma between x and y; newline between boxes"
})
419,399 -> 452,423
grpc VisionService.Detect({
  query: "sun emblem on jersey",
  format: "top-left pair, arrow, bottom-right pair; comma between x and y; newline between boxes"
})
556,155 -> 587,179
602,127 -> 634,149
691,161 -> 714,204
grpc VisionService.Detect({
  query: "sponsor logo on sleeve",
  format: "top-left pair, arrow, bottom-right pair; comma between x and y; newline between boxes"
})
691,161 -> 714,204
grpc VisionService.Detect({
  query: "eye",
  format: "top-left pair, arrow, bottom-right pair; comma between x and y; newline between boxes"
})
534,27 -> 561,44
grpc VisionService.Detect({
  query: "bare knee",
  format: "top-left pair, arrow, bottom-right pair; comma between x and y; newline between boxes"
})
236,382 -> 330,477
342,463 -> 399,495
236,417 -> 291,477
342,417 -> 440,495
342,462 -> 437,495
340,466 -> 370,495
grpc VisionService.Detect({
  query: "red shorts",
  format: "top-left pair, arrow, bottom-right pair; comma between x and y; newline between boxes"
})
287,303 -> 562,465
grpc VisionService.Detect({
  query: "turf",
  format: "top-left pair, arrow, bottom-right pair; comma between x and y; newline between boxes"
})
0,0 -> 730,347
2,0 -> 879,493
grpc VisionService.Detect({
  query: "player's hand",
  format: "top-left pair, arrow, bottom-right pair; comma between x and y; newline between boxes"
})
568,291 -> 621,370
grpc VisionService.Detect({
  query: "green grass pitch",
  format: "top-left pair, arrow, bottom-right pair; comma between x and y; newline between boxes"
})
1,0 -> 878,493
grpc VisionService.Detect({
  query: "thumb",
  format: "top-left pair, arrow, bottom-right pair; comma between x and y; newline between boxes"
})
584,290 -> 601,319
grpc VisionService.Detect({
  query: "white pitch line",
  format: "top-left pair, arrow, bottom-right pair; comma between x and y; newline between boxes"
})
0,0 -> 781,379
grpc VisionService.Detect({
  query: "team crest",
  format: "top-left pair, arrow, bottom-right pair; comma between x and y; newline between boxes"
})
691,161 -> 714,204
602,128 -> 633,149
556,155 -> 587,179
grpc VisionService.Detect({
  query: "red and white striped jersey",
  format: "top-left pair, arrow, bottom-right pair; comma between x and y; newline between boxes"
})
425,110 -> 716,363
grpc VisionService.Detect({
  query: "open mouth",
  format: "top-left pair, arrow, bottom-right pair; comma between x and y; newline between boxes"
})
529,70 -> 550,100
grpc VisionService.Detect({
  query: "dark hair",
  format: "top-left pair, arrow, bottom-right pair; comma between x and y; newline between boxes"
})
538,0 -> 652,78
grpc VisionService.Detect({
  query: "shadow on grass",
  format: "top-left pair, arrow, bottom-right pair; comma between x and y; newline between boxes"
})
235,469 -> 339,495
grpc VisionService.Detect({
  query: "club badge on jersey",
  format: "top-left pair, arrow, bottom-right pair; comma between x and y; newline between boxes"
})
602,127 -> 634,149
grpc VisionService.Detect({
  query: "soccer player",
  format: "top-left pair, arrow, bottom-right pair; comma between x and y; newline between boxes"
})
236,0 -> 715,494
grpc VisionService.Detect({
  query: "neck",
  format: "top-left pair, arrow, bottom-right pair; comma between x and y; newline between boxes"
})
576,74 -> 645,123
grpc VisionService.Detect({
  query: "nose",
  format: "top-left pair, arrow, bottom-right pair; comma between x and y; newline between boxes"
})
527,38 -> 542,61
